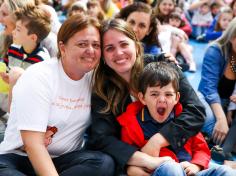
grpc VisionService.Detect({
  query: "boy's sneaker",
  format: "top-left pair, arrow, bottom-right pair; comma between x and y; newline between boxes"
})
211,145 -> 234,163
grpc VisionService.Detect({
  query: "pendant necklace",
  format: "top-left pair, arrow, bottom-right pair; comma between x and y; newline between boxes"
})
230,55 -> 236,73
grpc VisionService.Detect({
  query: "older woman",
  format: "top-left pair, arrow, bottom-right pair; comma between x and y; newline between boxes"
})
0,15 -> 114,176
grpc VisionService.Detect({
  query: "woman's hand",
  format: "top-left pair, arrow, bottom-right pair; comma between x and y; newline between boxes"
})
141,133 -> 169,157
230,95 -> 236,104
180,161 -> 201,176
163,53 -> 178,65
212,118 -> 229,145
127,166 -> 151,176
211,103 -> 229,145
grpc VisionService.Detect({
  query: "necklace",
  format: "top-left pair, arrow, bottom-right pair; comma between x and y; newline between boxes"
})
230,55 -> 236,73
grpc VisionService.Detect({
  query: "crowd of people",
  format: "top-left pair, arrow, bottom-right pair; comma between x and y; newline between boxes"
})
0,0 -> 235,175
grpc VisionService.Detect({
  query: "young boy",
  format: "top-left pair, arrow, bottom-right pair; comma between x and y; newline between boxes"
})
117,62 -> 234,176
0,5 -> 51,112
8,5 -> 51,70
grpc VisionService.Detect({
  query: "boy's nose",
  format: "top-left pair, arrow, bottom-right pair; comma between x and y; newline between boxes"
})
158,95 -> 166,103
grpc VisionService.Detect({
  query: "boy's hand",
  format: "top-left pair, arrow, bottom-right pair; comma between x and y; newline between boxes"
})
0,72 -> 9,84
44,126 -> 58,147
180,161 -> 201,176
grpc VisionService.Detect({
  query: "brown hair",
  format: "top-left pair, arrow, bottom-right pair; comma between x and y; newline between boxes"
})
116,2 -> 160,47
57,14 -> 101,58
138,62 -> 179,94
93,19 -> 143,115
14,5 -> 51,43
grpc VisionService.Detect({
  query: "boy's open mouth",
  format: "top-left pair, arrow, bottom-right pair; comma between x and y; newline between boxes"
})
157,107 -> 165,116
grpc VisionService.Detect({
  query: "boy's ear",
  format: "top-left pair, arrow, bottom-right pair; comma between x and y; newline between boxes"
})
138,92 -> 146,105
30,34 -> 38,43
30,34 -> 38,42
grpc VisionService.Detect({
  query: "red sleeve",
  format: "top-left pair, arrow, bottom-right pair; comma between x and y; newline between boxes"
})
189,133 -> 211,169
117,101 -> 146,148
180,16 -> 192,36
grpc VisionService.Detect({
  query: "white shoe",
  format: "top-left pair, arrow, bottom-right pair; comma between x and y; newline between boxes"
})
189,63 -> 196,72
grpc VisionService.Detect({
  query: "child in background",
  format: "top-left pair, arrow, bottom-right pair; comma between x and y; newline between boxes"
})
87,0 -> 106,22
117,62 -> 234,176
0,5 -> 51,111
210,2 -> 220,18
169,11 -> 196,72
67,1 -> 87,17
191,2 -> 213,38
197,6 -> 233,42
158,11 -> 196,72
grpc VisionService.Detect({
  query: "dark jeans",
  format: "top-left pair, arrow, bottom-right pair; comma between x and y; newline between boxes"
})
0,150 -> 115,176
223,117 -> 236,153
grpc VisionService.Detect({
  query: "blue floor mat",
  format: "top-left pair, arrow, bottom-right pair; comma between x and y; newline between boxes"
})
184,39 -> 208,91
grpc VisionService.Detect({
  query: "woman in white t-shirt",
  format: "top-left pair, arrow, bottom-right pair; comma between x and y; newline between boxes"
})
0,14 -> 114,176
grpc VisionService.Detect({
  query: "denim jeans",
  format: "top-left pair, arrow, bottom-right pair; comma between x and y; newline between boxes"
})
152,161 -> 235,176
191,26 -> 208,39
198,92 -> 215,136
0,150 -> 115,176
196,165 -> 236,176
152,161 -> 186,176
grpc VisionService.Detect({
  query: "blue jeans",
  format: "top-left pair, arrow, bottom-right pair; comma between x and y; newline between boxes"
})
152,161 -> 235,176
198,92 -> 215,136
191,26 -> 208,38
152,161 -> 186,176
196,165 -> 235,176
0,150 -> 115,176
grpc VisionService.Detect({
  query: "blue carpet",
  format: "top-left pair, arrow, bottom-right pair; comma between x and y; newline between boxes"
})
184,39 -> 208,91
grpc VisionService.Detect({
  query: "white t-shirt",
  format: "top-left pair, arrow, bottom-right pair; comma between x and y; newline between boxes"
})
0,59 -> 92,157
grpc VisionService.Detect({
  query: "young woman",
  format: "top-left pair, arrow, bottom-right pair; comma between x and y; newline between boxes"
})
198,18 -> 236,145
0,15 -> 114,176
116,2 -> 160,55
87,18 -> 205,175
